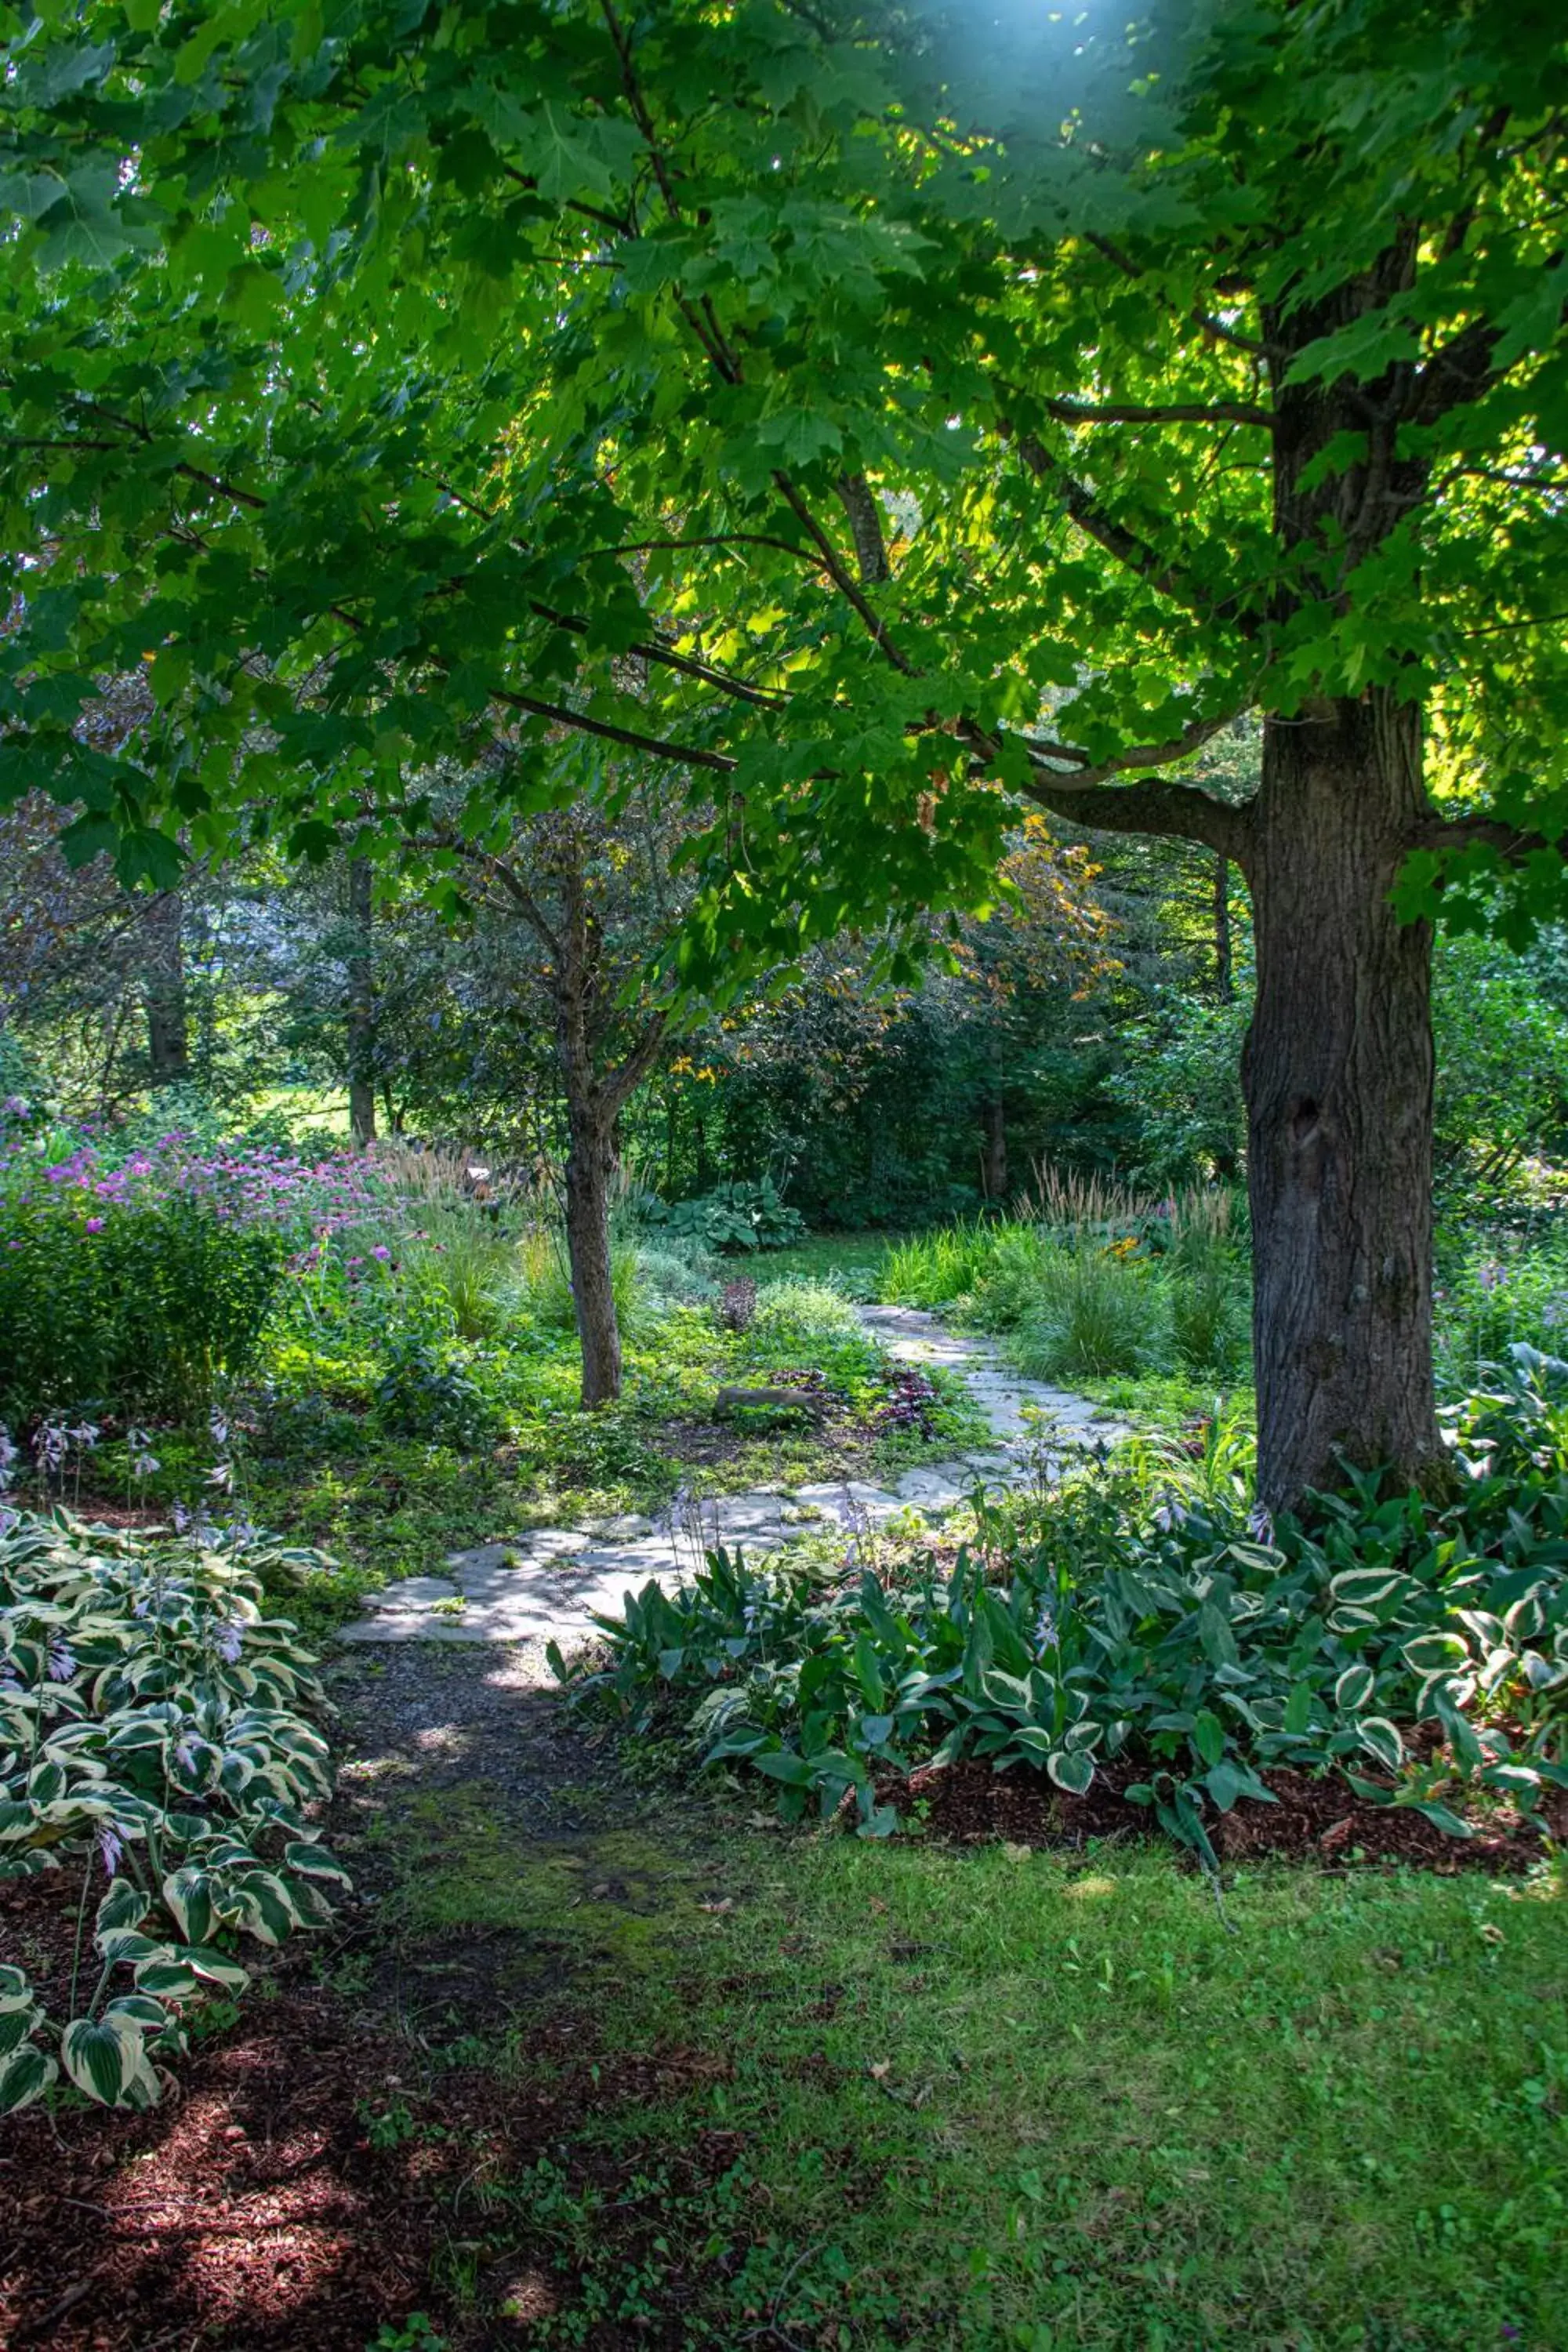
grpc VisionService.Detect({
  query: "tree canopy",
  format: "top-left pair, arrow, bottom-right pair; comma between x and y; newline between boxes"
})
2,0 -> 1562,948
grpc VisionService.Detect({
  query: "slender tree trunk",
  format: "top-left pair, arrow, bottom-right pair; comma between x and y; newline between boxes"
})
981,1093 -> 1008,1201
1243,691 -> 1441,1512
142,888 -> 190,1086
347,856 -> 377,1149
564,1089 -> 622,1406
1213,852 -> 1233,1002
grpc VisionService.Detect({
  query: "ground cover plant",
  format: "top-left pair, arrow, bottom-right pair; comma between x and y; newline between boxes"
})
0,1510 -> 346,2115
570,1348 -> 1568,1861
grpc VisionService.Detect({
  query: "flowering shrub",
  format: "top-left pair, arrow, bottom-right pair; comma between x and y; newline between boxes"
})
0,1510 -> 347,2115
0,1127 -> 385,1419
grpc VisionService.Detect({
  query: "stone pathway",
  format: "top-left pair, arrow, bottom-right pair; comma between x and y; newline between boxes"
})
339,1302 -> 1126,1648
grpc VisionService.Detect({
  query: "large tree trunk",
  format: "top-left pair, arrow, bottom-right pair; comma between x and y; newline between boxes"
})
564,1092 -> 622,1406
1243,690 -> 1441,1512
346,856 -> 377,1148
142,888 -> 190,1086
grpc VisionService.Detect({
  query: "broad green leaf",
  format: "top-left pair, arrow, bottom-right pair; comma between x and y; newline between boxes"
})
62,2013 -> 143,2106
0,2042 -> 57,2114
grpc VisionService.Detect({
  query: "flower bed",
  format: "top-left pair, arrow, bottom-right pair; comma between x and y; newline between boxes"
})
0,1511 -> 347,2114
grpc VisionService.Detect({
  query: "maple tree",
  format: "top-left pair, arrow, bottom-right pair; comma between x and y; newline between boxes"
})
2,2 -> 1566,1499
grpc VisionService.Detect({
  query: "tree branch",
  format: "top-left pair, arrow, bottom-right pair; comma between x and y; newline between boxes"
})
1041,396 -> 1273,430
1406,811 -> 1560,862
1015,434 -> 1255,631
1019,770 -> 1254,858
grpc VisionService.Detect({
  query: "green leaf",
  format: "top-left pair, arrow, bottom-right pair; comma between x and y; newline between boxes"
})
0,2042 -> 57,2114
1355,1717 -> 1404,1773
96,1878 -> 151,1935
1333,1664 -> 1374,1713
1046,1748 -> 1094,1795
62,2013 -> 143,2106
1192,1708 -> 1225,1767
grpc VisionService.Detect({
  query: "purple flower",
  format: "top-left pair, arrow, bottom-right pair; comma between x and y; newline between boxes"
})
83,1215 -> 105,1232
98,1828 -> 124,1878
212,1621 -> 244,1664
371,1244 -> 392,1261
47,1641 -> 77,1682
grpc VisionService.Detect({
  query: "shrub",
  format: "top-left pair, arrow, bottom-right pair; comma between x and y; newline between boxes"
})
0,1510 -> 347,2115
373,1335 -> 504,1448
0,1127 -> 387,1421
0,1188 -> 292,1421
750,1277 -> 866,1349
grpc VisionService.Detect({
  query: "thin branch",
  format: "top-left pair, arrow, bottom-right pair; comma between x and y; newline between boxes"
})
1082,232 -> 1271,358
1016,433 -> 1235,622
771,470 -> 913,672
1041,396 -> 1273,430
1406,812 -> 1559,862
1020,709 -> 1243,789
490,685 -> 736,771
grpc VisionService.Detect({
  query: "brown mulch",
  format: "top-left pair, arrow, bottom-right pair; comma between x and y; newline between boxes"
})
881,1755 -> 1566,1872
0,1867 -> 746,2352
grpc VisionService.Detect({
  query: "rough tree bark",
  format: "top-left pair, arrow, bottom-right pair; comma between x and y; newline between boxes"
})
1243,692 -> 1440,1512
346,855 -> 378,1149
562,1083 -> 622,1406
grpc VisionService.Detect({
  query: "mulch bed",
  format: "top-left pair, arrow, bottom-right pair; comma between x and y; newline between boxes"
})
880,1755 -> 1566,1871
0,1867 -> 749,2352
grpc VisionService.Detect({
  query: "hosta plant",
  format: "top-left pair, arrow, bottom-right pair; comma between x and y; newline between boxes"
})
0,1511 -> 348,2115
563,1348 -> 1568,1858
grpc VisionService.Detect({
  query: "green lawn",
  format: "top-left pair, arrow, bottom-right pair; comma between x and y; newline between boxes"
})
358,1772 -> 1568,2352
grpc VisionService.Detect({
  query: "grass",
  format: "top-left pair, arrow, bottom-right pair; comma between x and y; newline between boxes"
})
748,1230 -> 901,1294
352,1766 -> 1568,2352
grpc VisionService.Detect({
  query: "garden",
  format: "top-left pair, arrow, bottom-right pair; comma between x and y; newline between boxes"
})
3,3 -> 1568,2349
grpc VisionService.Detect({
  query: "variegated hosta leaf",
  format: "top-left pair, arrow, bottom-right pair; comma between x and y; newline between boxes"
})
61,2011 -> 146,2106
0,2041 -> 57,2114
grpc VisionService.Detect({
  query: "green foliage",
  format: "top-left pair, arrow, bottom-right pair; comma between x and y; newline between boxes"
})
0,1511 -> 346,2116
750,1277 -> 868,1352
643,1178 -> 806,1256
1011,1248 -> 1169,1384
878,1218 -> 1010,1308
883,1199 -> 1252,1385
568,1351 -> 1568,1852
0,1185 -> 289,1421
373,1336 -> 506,1450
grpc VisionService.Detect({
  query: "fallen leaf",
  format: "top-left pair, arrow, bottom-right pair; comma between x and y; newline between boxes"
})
1002,1842 -> 1033,1864
699,1898 -> 735,1915
868,2060 -> 892,2081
